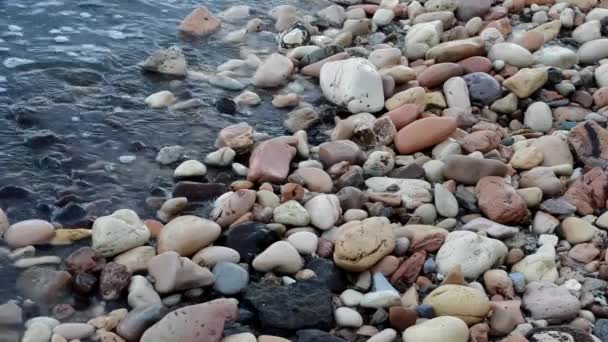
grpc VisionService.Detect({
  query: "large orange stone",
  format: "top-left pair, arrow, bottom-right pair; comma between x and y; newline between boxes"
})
394,117 -> 457,154
417,63 -> 464,89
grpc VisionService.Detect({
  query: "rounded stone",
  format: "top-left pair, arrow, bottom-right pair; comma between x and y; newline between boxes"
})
402,316 -> 469,342
462,72 -> 502,105
333,217 -> 396,272
394,117 -> 458,154
423,284 -> 491,325
4,219 -> 55,248
335,307 -> 363,328
524,102 -> 553,133
436,231 -> 507,279
561,217 -> 595,244
157,215 -> 221,257
212,262 -> 249,295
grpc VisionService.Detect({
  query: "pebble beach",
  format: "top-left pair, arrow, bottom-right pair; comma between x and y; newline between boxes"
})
3,0 -> 608,341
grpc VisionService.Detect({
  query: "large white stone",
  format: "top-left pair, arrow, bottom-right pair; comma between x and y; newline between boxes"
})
578,38 -> 608,64
304,194 -> 342,230
488,43 -> 533,68
436,231 -> 508,279
92,209 -> 150,257
524,102 -> 553,133
320,57 -> 385,114
572,20 -> 601,44
533,46 -> 578,69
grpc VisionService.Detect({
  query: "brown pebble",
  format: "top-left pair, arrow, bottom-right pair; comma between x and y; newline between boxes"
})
506,248 -> 525,265
281,183 -> 305,202
389,306 -> 417,331
316,238 -> 334,258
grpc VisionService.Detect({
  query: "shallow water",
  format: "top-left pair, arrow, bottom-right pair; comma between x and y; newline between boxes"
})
0,0 -> 330,304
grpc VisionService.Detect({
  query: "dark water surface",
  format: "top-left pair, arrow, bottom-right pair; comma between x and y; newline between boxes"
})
0,0 -> 328,304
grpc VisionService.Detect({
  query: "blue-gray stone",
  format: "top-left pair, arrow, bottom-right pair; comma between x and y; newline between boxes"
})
423,259 -> 436,274
509,272 -> 526,293
415,304 -> 435,318
213,262 -> 249,295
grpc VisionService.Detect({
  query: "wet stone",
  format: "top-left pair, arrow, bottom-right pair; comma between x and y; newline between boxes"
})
244,280 -> 333,330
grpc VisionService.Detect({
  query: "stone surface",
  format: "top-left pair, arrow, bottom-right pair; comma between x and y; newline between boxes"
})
248,139 -> 296,183
476,177 -> 529,224
333,217 -> 395,272
305,194 -> 341,229
4,219 -> 55,248
148,251 -> 214,293
423,284 -> 491,325
402,316 -> 469,342
157,215 -> 221,256
244,280 -> 333,330
320,57 -> 384,113
254,53 -> 294,88
394,117 -> 457,154
140,299 -> 238,342
568,121 -> 608,166
523,282 -> 581,323
443,156 -> 509,185
92,210 -> 150,257
252,241 -> 303,273
503,68 -> 548,98
436,231 -> 508,279
179,7 -> 221,36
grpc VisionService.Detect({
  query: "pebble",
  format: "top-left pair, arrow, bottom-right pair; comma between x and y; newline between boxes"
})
157,215 -> 220,256
334,217 -> 395,272
394,117 -> 457,154
423,284 -> 491,324
252,241 -> 303,273
523,282 -> 581,323
436,231 -> 508,279
128,275 -> 161,309
4,219 -> 55,248
140,299 -> 238,342
148,251 -> 214,293
488,43 -> 533,67
92,209 -> 150,257
145,91 -> 176,109
403,316 -> 469,342
335,307 -> 363,328
524,102 -> 553,132
212,262 -> 249,295
320,57 -> 384,113
561,216 -> 595,244
205,147 -> 236,167
287,231 -> 318,254
174,160 -> 207,178
434,184 -> 458,217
